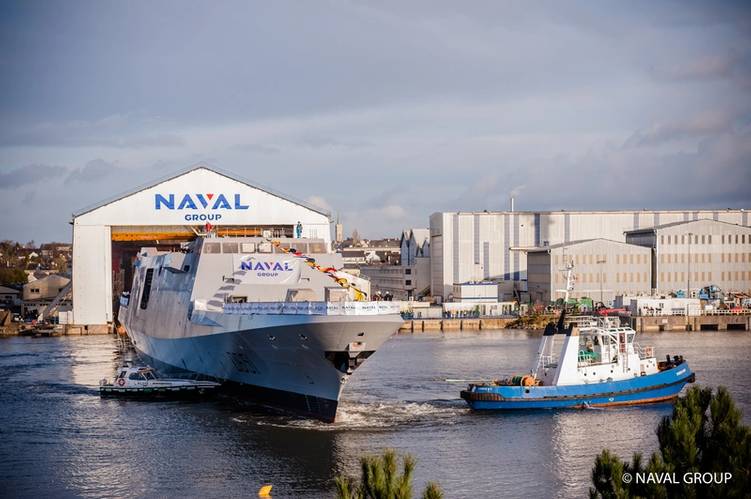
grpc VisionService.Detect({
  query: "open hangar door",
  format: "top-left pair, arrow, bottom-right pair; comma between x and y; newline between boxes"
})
71,165 -> 331,331
109,224 -> 295,324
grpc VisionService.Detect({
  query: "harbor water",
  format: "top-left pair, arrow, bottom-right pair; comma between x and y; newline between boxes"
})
1,331 -> 750,498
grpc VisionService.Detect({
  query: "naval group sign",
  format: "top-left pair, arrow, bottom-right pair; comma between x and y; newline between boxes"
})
233,255 -> 302,284
154,193 -> 250,222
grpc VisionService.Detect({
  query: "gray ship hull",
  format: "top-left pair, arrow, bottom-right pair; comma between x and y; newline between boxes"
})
126,314 -> 402,422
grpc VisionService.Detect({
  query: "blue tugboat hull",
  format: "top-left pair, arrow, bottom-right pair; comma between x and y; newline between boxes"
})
461,362 -> 695,410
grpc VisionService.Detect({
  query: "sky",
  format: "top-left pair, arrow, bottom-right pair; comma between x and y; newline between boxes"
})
1,0 -> 750,243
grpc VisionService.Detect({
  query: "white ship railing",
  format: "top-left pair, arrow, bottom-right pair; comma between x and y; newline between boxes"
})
223,301 -> 401,316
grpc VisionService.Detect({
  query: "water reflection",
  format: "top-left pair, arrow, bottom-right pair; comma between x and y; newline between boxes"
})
1,330 -> 749,498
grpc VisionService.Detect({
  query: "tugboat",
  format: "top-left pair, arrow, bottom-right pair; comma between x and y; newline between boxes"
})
99,366 -> 220,398
460,264 -> 695,410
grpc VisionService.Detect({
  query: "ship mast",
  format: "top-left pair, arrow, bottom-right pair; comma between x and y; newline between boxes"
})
532,262 -> 574,376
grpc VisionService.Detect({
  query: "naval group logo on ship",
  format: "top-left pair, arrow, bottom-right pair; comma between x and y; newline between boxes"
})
234,256 -> 301,284
154,193 -> 250,221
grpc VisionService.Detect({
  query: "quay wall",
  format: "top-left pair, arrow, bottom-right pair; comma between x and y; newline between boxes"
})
399,318 -> 516,332
630,315 -> 750,332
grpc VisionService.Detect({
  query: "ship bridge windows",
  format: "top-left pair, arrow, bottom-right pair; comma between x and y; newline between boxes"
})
258,242 -> 272,253
222,242 -> 239,253
204,243 -> 221,254
240,243 -> 256,253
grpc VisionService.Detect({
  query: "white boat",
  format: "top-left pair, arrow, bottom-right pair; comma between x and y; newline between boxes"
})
118,235 -> 403,421
99,365 -> 220,397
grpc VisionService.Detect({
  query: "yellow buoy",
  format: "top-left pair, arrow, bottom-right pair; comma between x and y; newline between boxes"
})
258,484 -> 272,497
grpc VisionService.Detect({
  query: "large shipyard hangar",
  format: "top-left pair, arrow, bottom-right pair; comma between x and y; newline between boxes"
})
71,165 -> 331,332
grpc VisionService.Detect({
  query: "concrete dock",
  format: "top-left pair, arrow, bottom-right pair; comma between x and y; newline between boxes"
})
630,314 -> 750,332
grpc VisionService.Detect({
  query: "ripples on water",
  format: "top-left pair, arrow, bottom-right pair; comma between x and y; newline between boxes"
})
1,331 -> 749,498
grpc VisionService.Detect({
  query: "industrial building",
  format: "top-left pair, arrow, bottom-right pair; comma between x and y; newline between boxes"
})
0,286 -> 21,309
526,239 -> 652,305
71,164 -> 332,331
625,219 -> 751,296
429,209 -> 749,300
451,282 -> 500,303
359,229 -> 431,300
22,274 -> 71,317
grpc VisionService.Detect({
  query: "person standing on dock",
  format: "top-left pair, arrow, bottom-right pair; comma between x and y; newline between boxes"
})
295,221 -> 303,238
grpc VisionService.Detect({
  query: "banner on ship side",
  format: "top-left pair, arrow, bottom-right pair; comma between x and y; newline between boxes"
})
233,255 -> 302,284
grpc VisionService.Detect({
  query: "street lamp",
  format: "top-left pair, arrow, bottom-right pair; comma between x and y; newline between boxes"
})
597,257 -> 606,304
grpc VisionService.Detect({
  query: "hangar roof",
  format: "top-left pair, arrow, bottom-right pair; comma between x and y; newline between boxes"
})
72,163 -> 331,219
624,218 -> 751,235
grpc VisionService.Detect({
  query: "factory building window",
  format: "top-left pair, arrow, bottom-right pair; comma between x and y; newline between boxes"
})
736,235 -> 739,244
708,272 -> 712,281
701,272 -> 705,281
695,235 -> 699,244
721,253 -> 725,263
708,235 -> 712,244
701,235 -> 705,244
603,274 -> 607,283
636,273 -> 640,283
721,272 -> 725,281
695,272 -> 699,282
405,280 -> 412,286
661,272 -> 665,282
660,235 -> 664,245
701,254 -> 705,263
616,255 -> 620,264
708,254 -> 712,263
680,272 -> 684,282
616,273 -> 620,283
722,235 -> 725,244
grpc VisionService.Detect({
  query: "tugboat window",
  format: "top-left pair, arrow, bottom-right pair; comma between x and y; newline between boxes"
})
140,269 -> 154,310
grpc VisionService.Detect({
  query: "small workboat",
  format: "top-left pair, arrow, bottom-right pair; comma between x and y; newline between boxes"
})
99,365 -> 220,398
460,264 -> 695,410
